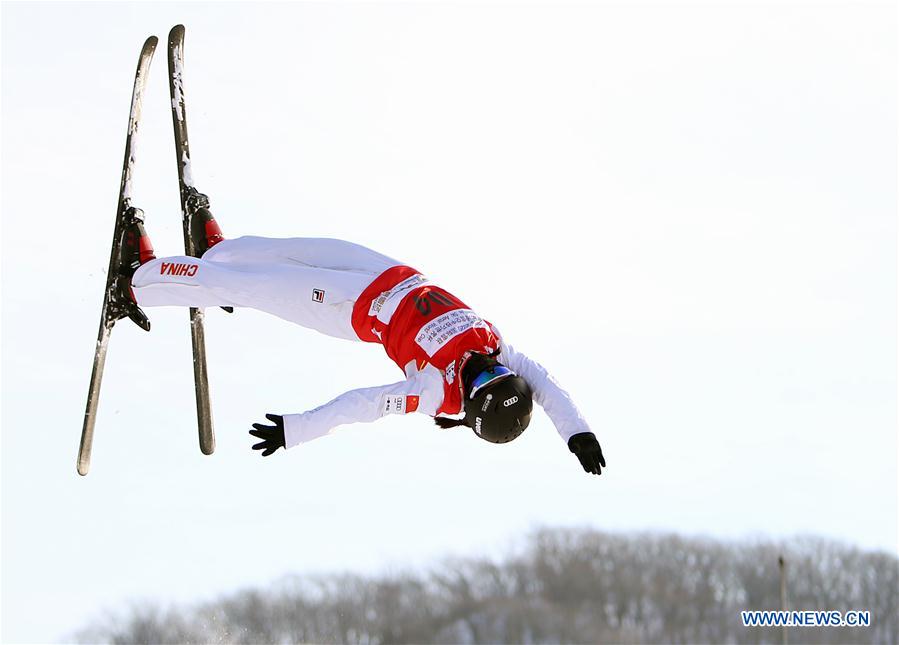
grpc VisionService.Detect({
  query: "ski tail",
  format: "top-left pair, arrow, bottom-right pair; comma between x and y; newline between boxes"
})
168,24 -> 216,456
78,325 -> 111,476
78,35 -> 159,476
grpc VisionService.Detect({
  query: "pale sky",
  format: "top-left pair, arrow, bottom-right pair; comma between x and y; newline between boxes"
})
2,1 -> 897,643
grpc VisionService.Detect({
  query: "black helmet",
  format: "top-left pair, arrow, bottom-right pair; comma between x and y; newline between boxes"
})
463,364 -> 533,444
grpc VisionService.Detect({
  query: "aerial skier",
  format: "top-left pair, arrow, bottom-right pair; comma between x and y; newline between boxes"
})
113,192 -> 606,475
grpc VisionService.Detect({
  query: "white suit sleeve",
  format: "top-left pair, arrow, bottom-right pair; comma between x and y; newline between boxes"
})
282,373 -> 442,448
499,340 -> 592,444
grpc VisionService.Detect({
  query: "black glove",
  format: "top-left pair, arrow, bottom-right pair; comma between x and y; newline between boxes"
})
249,413 -> 286,457
568,432 -> 606,475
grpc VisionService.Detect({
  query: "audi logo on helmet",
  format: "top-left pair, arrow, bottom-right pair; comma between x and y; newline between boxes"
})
503,396 -> 519,407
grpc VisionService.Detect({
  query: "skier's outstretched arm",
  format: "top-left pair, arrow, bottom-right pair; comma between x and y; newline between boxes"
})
499,340 -> 606,475
249,376 -> 439,456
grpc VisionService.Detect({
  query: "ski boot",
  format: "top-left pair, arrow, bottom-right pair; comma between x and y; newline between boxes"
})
109,205 -> 155,332
185,188 -> 232,313
185,187 -> 225,256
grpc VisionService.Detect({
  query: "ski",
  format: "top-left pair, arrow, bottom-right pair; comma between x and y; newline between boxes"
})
78,36 -> 159,476
167,24 -> 216,456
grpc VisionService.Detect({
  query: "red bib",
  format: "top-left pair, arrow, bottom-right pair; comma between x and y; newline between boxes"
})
351,265 -> 500,416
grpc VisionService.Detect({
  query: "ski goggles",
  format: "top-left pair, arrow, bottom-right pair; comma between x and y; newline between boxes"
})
469,366 -> 517,399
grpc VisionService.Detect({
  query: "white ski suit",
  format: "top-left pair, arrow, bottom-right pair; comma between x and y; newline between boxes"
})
132,237 -> 592,449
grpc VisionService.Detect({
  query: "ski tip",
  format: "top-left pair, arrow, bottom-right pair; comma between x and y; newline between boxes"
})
169,24 -> 185,41
143,35 -> 159,49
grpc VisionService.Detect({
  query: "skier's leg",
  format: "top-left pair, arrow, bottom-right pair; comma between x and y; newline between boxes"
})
131,255 -> 372,341
201,236 -> 404,274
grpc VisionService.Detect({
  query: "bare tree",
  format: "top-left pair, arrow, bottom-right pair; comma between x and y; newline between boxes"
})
75,529 -> 899,645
